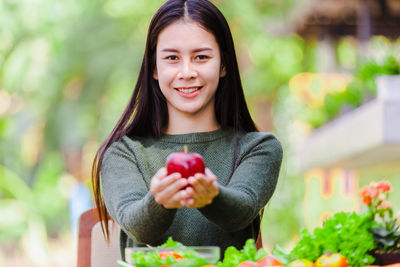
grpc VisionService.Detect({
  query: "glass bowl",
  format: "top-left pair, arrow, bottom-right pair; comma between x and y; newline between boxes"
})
125,246 -> 220,265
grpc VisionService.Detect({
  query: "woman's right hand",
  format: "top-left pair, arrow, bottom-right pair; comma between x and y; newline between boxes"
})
150,167 -> 189,209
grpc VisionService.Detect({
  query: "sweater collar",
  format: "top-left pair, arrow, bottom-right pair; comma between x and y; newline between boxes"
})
159,128 -> 232,144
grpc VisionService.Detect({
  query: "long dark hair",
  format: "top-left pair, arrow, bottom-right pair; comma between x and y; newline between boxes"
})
92,0 -> 258,241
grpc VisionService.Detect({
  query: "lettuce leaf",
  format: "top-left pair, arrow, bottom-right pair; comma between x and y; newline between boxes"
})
288,212 -> 377,267
217,239 -> 266,267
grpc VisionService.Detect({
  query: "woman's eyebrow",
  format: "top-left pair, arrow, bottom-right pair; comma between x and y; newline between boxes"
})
160,48 -> 179,53
160,47 -> 213,53
193,47 -> 213,53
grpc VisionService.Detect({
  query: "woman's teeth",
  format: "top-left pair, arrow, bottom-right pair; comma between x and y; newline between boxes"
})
176,87 -> 201,93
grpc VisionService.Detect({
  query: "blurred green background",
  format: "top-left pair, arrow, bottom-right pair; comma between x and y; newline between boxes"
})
1,0 -> 400,266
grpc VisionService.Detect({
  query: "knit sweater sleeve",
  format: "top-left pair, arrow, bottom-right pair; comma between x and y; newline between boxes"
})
199,133 -> 283,232
100,138 -> 176,245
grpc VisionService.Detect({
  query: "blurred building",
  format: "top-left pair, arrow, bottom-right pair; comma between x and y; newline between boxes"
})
294,0 -> 400,40
287,0 -> 400,229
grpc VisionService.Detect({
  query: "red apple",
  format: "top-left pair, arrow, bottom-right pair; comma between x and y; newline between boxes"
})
165,146 -> 205,178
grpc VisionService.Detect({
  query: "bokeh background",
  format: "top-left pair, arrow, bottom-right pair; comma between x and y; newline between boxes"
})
1,0 -> 400,266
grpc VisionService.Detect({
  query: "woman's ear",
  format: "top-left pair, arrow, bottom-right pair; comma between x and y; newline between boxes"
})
220,65 -> 226,78
153,68 -> 158,80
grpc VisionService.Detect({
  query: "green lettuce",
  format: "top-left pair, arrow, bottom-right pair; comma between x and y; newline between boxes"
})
217,239 -> 266,267
129,238 -> 209,267
287,212 -> 377,267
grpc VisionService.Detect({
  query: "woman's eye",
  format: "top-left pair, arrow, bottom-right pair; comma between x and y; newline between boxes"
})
166,55 -> 178,60
196,55 -> 209,60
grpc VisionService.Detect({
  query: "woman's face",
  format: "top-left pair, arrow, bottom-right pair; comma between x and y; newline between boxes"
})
153,20 -> 225,119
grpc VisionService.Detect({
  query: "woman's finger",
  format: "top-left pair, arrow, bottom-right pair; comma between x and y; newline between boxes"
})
205,168 -> 217,180
155,167 -> 167,179
185,172 -> 219,208
182,187 -> 201,208
209,181 -> 219,197
164,190 -> 187,209
152,172 -> 180,193
154,177 -> 188,204
193,173 -> 218,197
188,175 -> 209,197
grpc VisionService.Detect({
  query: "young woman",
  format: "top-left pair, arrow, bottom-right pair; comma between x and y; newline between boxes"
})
92,0 -> 283,260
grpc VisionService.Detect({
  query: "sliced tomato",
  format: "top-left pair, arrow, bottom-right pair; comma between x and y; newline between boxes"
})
158,251 -> 183,260
237,260 -> 262,267
257,255 -> 284,266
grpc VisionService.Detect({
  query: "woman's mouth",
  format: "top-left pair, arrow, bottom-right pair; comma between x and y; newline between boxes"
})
175,86 -> 203,98
176,87 -> 202,93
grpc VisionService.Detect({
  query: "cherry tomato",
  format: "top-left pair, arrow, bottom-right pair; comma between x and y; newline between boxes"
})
287,259 -> 315,267
315,253 -> 348,267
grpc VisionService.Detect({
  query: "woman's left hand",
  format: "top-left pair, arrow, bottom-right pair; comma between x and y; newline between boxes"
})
182,168 -> 219,208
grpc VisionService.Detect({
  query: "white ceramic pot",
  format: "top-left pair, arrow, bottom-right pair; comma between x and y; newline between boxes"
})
376,75 -> 400,101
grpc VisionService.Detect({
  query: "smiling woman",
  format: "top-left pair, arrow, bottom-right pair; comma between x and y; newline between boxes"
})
91,0 -> 283,262
153,20 -> 226,134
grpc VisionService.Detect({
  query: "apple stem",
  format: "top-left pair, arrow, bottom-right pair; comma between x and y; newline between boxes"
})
184,145 -> 188,153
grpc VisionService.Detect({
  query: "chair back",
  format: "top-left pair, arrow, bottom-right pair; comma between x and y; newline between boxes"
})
77,208 -> 120,267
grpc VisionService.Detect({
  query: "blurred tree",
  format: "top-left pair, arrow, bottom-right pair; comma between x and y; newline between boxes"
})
217,0 -> 307,131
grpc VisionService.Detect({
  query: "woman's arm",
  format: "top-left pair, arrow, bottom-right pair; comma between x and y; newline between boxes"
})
101,140 -> 178,245
197,134 -> 283,232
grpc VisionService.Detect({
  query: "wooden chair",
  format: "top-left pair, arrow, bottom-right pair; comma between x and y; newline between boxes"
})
256,230 -> 263,250
256,209 -> 264,250
77,208 -> 121,267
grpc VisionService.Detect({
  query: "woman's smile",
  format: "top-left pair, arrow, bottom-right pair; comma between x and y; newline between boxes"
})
175,86 -> 203,98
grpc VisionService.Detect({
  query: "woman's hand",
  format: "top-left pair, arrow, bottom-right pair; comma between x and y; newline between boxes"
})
183,168 -> 219,208
150,167 -> 189,209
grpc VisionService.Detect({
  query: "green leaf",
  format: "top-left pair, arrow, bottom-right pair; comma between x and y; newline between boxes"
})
0,164 -> 34,205
158,236 -> 184,248
272,245 -> 290,265
371,227 -> 391,237
288,212 -> 376,266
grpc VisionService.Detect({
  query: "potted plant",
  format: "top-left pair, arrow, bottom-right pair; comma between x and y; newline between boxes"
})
271,180 -> 400,266
298,55 -> 400,129
360,181 -> 400,265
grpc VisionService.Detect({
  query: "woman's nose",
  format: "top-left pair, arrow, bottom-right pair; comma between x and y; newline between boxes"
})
178,60 -> 197,80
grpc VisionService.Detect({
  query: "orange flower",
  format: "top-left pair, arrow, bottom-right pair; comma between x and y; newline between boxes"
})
377,181 -> 391,192
362,196 -> 372,205
360,187 -> 369,197
360,186 -> 379,199
369,187 -> 379,198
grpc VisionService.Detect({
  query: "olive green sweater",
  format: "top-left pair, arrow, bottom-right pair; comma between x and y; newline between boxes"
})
101,128 -> 283,260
